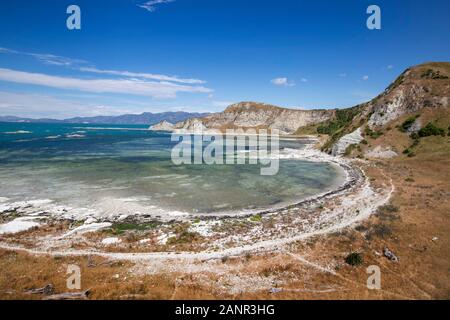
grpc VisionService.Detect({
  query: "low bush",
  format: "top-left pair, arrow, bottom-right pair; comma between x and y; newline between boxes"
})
345,252 -> 363,266
317,107 -> 361,136
249,214 -> 262,222
365,127 -> 383,139
418,122 -> 445,137
399,115 -> 420,132
344,144 -> 358,156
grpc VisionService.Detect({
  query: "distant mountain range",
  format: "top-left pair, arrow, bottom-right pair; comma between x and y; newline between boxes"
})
0,112 -> 210,125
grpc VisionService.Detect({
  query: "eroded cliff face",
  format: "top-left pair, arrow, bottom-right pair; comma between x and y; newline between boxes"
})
329,62 -> 450,156
154,102 -> 334,134
367,62 -> 450,128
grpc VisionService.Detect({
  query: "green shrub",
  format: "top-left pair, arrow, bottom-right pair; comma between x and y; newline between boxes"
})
110,222 -> 159,235
402,148 -> 416,157
249,214 -> 262,222
418,122 -> 445,137
344,144 -> 358,156
317,107 -> 361,135
399,115 -> 420,132
365,127 -> 383,139
345,252 -> 363,266
167,230 -> 200,244
421,69 -> 449,79
378,204 -> 399,213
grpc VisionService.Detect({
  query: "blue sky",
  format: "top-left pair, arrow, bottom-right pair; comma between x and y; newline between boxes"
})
0,0 -> 449,118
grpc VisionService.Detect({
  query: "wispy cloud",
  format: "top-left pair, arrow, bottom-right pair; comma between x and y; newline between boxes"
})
300,78 -> 308,83
0,47 -> 86,66
0,68 -> 213,99
138,0 -> 175,12
339,73 -> 347,77
0,47 -> 207,85
79,67 -> 205,84
0,91 -> 136,119
362,75 -> 369,81
271,77 -> 295,87
387,65 -> 394,70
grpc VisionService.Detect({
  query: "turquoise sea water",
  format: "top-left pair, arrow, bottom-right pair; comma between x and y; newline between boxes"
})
0,122 -> 345,216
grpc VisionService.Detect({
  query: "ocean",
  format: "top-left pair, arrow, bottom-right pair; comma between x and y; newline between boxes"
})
0,122 -> 345,218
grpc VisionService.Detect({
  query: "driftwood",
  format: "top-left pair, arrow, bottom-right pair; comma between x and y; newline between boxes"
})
43,289 -> 90,300
26,284 -> 54,295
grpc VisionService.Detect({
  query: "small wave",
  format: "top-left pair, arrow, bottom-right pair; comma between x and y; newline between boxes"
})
3,130 -> 32,134
74,127 -> 148,131
65,133 -> 86,138
45,135 -> 61,139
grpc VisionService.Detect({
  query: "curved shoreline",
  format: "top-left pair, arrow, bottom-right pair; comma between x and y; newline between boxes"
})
176,154 -> 361,221
0,174 -> 393,262
0,146 -> 358,223
0,147 -> 394,263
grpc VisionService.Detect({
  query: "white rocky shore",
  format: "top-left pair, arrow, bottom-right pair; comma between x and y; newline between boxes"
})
0,145 -> 393,266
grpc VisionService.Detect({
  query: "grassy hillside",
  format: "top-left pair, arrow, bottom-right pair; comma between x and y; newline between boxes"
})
317,62 -> 450,155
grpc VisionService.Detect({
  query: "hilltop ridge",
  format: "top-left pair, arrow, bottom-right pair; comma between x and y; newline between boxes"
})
151,62 -> 450,157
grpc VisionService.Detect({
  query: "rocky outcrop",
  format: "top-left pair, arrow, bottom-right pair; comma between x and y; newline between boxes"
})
365,146 -> 398,159
331,128 -> 363,156
368,62 -> 450,128
149,120 -> 175,131
407,118 -> 422,135
151,102 -> 334,134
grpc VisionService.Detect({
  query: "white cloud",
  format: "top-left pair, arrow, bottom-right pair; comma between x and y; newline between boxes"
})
0,47 -> 206,85
0,68 -> 213,99
0,91 -> 136,119
79,67 -> 205,84
138,0 -> 175,12
362,75 -> 369,81
271,77 -> 295,87
0,47 -> 86,66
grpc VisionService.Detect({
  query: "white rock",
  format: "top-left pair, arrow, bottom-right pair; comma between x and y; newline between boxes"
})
157,232 -> 175,245
365,146 -> 398,159
0,219 -> 40,234
407,118 -> 421,134
84,217 -> 97,225
101,237 -> 121,245
332,128 -> 363,156
62,222 -> 112,237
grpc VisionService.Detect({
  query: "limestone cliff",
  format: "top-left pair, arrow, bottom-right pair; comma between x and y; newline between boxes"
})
151,102 -> 334,134
149,62 -> 450,156
367,62 -> 449,128
148,120 -> 175,131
